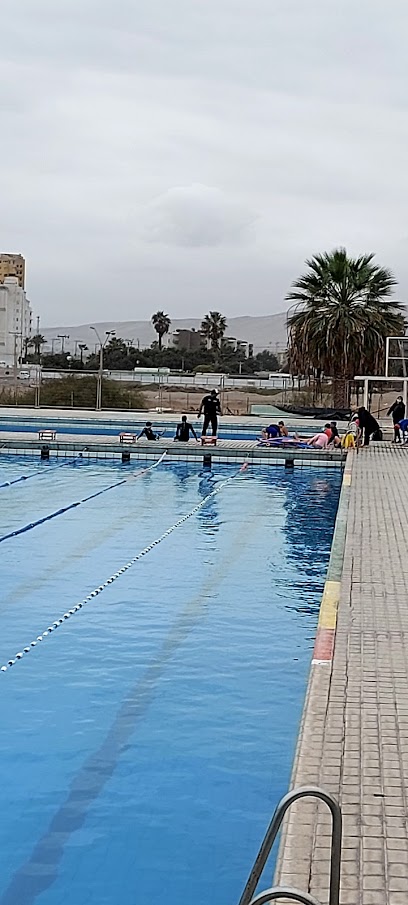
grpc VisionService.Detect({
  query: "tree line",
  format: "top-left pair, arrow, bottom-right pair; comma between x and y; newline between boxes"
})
26,309 -> 281,374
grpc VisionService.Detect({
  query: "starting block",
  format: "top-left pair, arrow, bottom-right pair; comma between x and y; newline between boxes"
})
201,436 -> 217,446
119,433 -> 137,444
38,430 -> 57,441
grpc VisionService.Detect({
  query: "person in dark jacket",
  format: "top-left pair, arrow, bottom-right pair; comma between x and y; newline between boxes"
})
357,408 -> 382,446
387,396 -> 405,442
199,389 -> 222,436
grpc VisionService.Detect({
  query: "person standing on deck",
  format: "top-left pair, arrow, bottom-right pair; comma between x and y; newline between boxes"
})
387,396 -> 405,442
357,407 -> 382,446
199,389 -> 222,437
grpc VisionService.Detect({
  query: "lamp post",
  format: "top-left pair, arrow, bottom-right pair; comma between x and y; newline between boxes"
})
57,334 -> 70,354
9,331 -> 20,405
90,327 -> 115,410
35,365 -> 42,408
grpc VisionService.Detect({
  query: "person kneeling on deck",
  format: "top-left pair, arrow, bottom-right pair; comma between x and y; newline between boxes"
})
261,423 -> 280,440
357,407 -> 382,446
137,421 -> 158,441
199,389 -> 222,437
395,418 -> 408,443
342,414 -> 360,449
174,416 -> 198,442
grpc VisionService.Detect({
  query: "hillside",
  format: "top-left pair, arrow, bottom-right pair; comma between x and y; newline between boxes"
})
42,313 -> 288,355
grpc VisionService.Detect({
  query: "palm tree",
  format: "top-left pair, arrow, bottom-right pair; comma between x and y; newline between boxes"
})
201,311 -> 227,350
151,311 -> 171,350
28,333 -> 46,364
286,248 -> 406,408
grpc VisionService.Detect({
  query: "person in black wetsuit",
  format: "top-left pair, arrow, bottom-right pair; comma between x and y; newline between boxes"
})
387,396 -> 405,442
357,407 -> 382,446
174,415 -> 198,442
199,389 -> 222,436
328,421 -> 342,448
137,421 -> 158,441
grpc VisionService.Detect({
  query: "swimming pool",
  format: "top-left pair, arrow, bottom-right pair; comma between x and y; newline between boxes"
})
0,456 -> 341,905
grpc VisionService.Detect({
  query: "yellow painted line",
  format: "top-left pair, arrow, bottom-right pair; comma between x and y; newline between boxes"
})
343,473 -> 352,486
317,580 -> 340,630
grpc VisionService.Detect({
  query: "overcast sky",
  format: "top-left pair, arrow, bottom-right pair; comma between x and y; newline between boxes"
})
1,0 -> 407,327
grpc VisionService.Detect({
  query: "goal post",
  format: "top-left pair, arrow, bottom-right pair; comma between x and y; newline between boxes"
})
385,336 -> 408,378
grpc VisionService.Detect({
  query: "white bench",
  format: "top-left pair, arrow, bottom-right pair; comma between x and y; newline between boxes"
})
119,433 -> 137,445
38,430 -> 57,441
201,436 -> 217,446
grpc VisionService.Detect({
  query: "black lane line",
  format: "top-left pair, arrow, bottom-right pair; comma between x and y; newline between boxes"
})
0,479 -> 127,544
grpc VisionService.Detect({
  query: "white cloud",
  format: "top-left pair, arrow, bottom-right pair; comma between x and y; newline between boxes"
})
141,184 -> 256,247
0,0 -> 407,324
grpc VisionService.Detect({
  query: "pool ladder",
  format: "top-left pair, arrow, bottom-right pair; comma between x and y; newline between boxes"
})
238,787 -> 342,905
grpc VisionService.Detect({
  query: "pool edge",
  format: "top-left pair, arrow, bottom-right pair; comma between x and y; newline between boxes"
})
273,449 -> 353,888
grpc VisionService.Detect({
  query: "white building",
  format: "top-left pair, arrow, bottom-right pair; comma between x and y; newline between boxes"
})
0,277 -> 32,367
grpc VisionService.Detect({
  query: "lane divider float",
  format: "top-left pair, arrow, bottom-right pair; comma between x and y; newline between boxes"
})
0,462 -> 248,673
0,452 -> 168,545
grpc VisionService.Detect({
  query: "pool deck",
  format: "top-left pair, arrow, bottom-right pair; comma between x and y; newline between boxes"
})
275,444 -> 408,905
0,432 -> 344,467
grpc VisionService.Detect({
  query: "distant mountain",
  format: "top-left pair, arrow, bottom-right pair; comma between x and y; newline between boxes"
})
42,314 -> 289,355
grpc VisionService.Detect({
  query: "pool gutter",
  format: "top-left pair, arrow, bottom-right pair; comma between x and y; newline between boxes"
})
0,436 -> 345,468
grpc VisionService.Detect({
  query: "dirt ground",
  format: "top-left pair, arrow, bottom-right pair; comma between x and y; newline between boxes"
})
142,386 -> 404,418
1,377 -> 403,420
141,387 -> 282,415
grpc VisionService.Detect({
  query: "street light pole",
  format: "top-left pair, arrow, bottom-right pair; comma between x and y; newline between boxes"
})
90,327 -> 103,410
9,331 -> 19,405
90,327 -> 115,410
57,334 -> 70,354
35,365 -> 42,408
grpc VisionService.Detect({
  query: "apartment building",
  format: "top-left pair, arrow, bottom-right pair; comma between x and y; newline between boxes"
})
170,328 -> 204,352
0,254 -> 25,289
0,277 -> 32,367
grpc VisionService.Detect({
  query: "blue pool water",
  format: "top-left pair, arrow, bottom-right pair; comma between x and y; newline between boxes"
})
0,456 -> 341,905
0,415 -> 320,441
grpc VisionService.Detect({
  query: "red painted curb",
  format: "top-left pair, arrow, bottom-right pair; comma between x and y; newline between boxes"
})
312,627 -> 335,662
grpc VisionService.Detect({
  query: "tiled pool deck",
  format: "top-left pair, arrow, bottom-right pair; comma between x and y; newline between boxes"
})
0,432 -> 344,466
275,445 -> 408,905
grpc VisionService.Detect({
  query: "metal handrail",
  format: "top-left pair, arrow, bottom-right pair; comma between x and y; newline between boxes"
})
238,787 -> 342,905
247,887 -> 322,905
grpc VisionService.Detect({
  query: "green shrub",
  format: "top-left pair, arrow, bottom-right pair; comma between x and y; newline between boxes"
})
0,376 -> 146,410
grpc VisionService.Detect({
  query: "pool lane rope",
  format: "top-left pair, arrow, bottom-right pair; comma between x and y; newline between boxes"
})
0,456 -> 83,490
0,462 -> 248,673
0,452 -> 168,545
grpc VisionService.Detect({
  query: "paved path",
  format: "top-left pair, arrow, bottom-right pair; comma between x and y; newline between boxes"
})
275,445 -> 408,905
